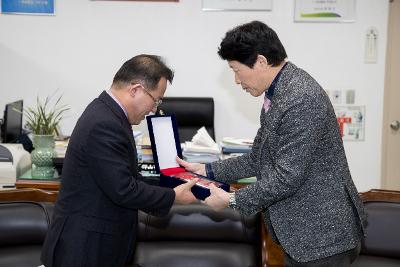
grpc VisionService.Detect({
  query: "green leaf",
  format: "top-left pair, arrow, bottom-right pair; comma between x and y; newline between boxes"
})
24,93 -> 70,135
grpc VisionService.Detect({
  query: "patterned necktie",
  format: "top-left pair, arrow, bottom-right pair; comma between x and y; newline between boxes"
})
263,95 -> 271,113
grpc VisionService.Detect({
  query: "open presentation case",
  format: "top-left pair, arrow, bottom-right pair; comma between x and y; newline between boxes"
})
146,114 -> 229,200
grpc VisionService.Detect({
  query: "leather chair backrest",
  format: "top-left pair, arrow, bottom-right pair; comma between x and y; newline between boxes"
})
138,203 -> 259,243
361,201 -> 400,258
157,97 -> 215,142
0,202 -> 53,246
134,203 -> 261,267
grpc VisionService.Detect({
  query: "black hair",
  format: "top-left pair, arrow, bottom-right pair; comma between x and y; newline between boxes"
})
112,54 -> 174,90
218,21 -> 287,67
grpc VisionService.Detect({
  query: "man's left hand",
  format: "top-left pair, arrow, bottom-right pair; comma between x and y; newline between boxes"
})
202,184 -> 230,211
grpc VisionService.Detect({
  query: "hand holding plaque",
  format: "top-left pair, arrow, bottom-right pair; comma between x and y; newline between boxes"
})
173,178 -> 199,205
202,184 -> 230,211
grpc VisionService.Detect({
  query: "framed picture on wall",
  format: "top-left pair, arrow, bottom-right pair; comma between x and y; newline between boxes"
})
334,105 -> 365,141
294,0 -> 356,22
91,0 -> 178,2
202,0 -> 272,11
1,0 -> 55,15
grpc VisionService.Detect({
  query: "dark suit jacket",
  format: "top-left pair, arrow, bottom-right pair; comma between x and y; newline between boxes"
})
210,62 -> 366,262
41,91 -> 175,267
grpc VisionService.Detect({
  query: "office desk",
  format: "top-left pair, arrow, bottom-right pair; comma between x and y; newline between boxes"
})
16,169 -> 61,191
15,179 -> 60,190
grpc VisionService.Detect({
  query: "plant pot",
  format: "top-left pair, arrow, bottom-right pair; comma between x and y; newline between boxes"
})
31,135 -> 57,179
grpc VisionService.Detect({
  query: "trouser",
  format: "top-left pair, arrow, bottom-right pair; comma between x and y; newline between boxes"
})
284,243 -> 361,267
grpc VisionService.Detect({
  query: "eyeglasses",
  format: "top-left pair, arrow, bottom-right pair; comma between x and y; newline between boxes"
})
139,84 -> 162,108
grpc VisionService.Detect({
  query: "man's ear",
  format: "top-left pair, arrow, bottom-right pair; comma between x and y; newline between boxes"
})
129,83 -> 141,97
256,55 -> 269,67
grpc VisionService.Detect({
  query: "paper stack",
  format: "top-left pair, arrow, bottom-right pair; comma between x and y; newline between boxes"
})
182,127 -> 220,163
54,140 -> 69,158
137,135 -> 154,163
221,137 -> 253,154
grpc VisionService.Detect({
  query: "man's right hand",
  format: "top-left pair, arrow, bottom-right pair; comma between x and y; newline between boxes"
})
176,157 -> 206,176
173,178 -> 198,205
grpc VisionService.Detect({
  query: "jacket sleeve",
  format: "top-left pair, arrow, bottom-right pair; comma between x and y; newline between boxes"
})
225,94 -> 329,215
85,119 -> 175,216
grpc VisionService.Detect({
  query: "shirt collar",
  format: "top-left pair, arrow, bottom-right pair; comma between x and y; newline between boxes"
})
265,62 -> 287,100
107,90 -> 128,118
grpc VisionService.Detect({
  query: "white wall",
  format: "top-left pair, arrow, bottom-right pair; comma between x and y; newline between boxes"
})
0,0 -> 389,191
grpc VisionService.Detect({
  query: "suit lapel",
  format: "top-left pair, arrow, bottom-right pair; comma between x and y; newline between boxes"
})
258,62 -> 297,162
98,91 -> 138,165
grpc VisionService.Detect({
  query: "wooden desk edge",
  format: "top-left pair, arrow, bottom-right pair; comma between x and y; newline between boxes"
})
15,179 -> 61,190
0,188 -> 58,202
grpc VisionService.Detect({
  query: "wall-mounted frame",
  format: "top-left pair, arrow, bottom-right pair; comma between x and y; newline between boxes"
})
294,0 -> 356,23
91,0 -> 178,1
334,105 -> 365,141
202,0 -> 272,12
1,0 -> 55,15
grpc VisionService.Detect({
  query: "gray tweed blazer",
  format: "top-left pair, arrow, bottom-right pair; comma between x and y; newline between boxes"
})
210,62 -> 366,262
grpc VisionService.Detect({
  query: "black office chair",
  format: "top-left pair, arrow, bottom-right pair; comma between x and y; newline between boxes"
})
157,97 -> 215,143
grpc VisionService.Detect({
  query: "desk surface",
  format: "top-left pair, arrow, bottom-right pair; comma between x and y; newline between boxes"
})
15,179 -> 60,190
16,169 -> 61,190
19,169 -> 60,179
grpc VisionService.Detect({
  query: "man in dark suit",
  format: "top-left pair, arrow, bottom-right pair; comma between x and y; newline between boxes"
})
177,21 -> 366,266
41,55 -> 198,267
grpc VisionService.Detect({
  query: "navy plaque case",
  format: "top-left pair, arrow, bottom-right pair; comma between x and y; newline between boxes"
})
146,114 -> 229,200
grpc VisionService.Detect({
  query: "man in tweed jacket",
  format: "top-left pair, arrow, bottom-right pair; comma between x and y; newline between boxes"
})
177,21 -> 366,266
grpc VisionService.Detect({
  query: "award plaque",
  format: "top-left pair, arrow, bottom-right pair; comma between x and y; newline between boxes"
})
146,115 -> 229,200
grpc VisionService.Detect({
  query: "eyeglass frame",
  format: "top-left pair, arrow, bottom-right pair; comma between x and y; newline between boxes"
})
136,83 -> 163,108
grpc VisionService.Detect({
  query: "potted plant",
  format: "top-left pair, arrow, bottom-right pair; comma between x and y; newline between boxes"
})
25,94 -> 69,179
